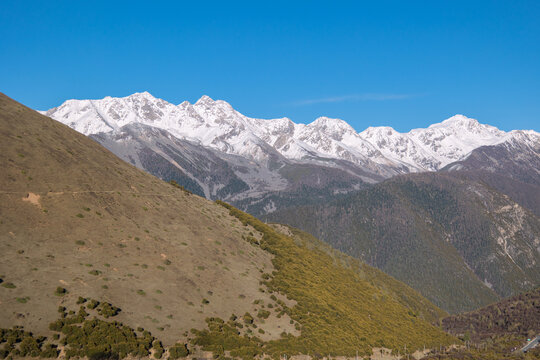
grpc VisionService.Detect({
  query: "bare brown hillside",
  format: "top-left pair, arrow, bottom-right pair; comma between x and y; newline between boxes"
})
0,93 -> 454,359
0,92 -> 296,345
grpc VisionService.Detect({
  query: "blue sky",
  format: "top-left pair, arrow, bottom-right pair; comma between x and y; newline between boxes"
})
1,0 -> 539,132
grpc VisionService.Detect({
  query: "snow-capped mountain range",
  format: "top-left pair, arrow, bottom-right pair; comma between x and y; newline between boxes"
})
41,91 -> 538,172
40,92 -> 539,213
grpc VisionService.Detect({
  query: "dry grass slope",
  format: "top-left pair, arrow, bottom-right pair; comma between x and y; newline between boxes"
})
0,92 -> 294,346
0,93 -> 454,359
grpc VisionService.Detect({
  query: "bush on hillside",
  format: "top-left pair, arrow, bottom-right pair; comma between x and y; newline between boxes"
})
54,287 -> 67,296
168,343 -> 189,359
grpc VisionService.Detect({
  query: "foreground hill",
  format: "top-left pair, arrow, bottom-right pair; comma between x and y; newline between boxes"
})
0,92 -> 454,359
266,172 -> 540,314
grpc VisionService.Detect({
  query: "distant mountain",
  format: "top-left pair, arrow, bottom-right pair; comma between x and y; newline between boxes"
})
442,130 -> 540,216
40,92 -> 539,214
1,92 -> 455,359
90,123 -> 248,199
442,287 -> 540,342
40,92 -> 390,174
359,115 -> 508,171
265,172 -> 540,314
421,288 -> 540,360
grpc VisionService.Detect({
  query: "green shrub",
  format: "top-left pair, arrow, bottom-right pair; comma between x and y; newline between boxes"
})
0,349 -> 9,359
19,336 -> 41,357
257,310 -> 270,319
168,343 -> 189,359
87,350 -> 119,360
48,309 -> 155,359
54,287 -> 67,296
87,299 -> 100,309
41,343 -> 59,358
152,340 -> 163,359
97,302 -> 121,318
1,282 -> 16,289
191,318 -> 262,360
243,313 -> 253,324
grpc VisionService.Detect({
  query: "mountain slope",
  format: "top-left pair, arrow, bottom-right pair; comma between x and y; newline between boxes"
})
442,131 -> 540,216
0,92 -> 454,358
272,224 -> 448,324
89,123 -> 251,199
422,288 -> 540,360
266,172 -> 540,314
442,287 -> 540,342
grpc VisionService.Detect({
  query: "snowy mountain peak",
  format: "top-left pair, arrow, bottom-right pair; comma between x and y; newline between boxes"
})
124,91 -> 156,100
428,114 -> 483,131
310,116 -> 354,130
438,114 -> 477,125
306,116 -> 358,141
40,92 -> 538,175
135,90 -> 153,97
195,95 -> 216,105
421,114 -> 505,139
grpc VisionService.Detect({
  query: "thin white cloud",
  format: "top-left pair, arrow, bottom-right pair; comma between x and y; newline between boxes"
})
293,93 -> 420,106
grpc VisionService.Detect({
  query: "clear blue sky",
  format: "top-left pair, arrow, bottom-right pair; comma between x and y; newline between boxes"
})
1,0 -> 539,132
